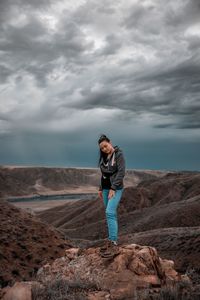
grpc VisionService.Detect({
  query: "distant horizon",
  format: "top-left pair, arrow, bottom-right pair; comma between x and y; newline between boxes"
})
1,163 -> 199,173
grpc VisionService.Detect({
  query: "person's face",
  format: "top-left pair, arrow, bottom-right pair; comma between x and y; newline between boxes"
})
99,141 -> 113,154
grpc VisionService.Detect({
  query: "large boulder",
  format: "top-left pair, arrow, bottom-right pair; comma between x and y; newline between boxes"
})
2,282 -> 33,300
36,243 -> 190,299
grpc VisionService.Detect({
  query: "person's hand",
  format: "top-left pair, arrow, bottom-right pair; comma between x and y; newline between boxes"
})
98,190 -> 103,200
108,189 -> 115,200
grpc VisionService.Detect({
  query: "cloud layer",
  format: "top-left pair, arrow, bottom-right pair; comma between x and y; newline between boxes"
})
0,0 -> 200,169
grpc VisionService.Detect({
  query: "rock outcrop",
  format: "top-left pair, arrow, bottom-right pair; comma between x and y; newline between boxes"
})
33,243 -> 190,299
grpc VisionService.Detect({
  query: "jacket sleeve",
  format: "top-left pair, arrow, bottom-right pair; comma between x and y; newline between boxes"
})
99,175 -> 103,191
110,151 -> 125,190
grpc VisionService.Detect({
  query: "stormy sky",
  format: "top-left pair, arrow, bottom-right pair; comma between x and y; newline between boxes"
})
0,0 -> 200,171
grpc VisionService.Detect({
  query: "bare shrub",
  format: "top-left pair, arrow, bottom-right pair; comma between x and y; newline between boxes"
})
135,281 -> 192,300
185,267 -> 200,285
31,275 -> 100,300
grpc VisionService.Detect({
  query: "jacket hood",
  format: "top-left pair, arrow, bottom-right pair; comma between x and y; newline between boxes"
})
114,145 -> 121,153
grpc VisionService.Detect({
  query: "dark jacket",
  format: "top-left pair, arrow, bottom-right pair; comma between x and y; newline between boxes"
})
99,145 -> 125,191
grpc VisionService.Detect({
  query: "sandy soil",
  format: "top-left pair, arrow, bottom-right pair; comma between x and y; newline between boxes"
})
7,186 -> 98,200
12,198 -> 82,212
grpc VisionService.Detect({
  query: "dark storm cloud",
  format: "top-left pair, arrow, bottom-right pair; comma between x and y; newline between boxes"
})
0,0 -> 200,132
0,65 -> 12,83
0,112 -> 10,122
136,55 -> 200,128
64,49 -> 200,129
72,0 -> 116,25
0,0 -> 52,11
0,0 -> 52,27
0,2 -> 94,87
96,34 -> 123,56
62,0 -> 200,129
123,0 -> 200,33
164,0 -> 200,29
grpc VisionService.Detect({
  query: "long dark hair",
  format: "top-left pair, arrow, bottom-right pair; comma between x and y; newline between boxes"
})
98,134 -> 110,166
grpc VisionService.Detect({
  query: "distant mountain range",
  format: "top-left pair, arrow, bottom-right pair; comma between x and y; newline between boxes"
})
0,166 -> 168,198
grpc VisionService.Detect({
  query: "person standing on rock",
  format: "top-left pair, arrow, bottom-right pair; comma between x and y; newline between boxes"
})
98,134 -> 125,255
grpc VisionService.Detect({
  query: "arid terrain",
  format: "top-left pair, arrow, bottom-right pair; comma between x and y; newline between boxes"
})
9,198 -> 82,212
0,166 -> 200,299
0,165 -> 167,198
0,199 -> 73,288
36,172 -> 200,273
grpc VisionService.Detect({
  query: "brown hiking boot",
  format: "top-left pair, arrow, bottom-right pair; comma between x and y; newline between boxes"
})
100,240 -> 120,258
99,239 -> 112,253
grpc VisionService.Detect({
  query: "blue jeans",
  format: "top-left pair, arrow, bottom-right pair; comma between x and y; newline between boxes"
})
102,188 -> 123,242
